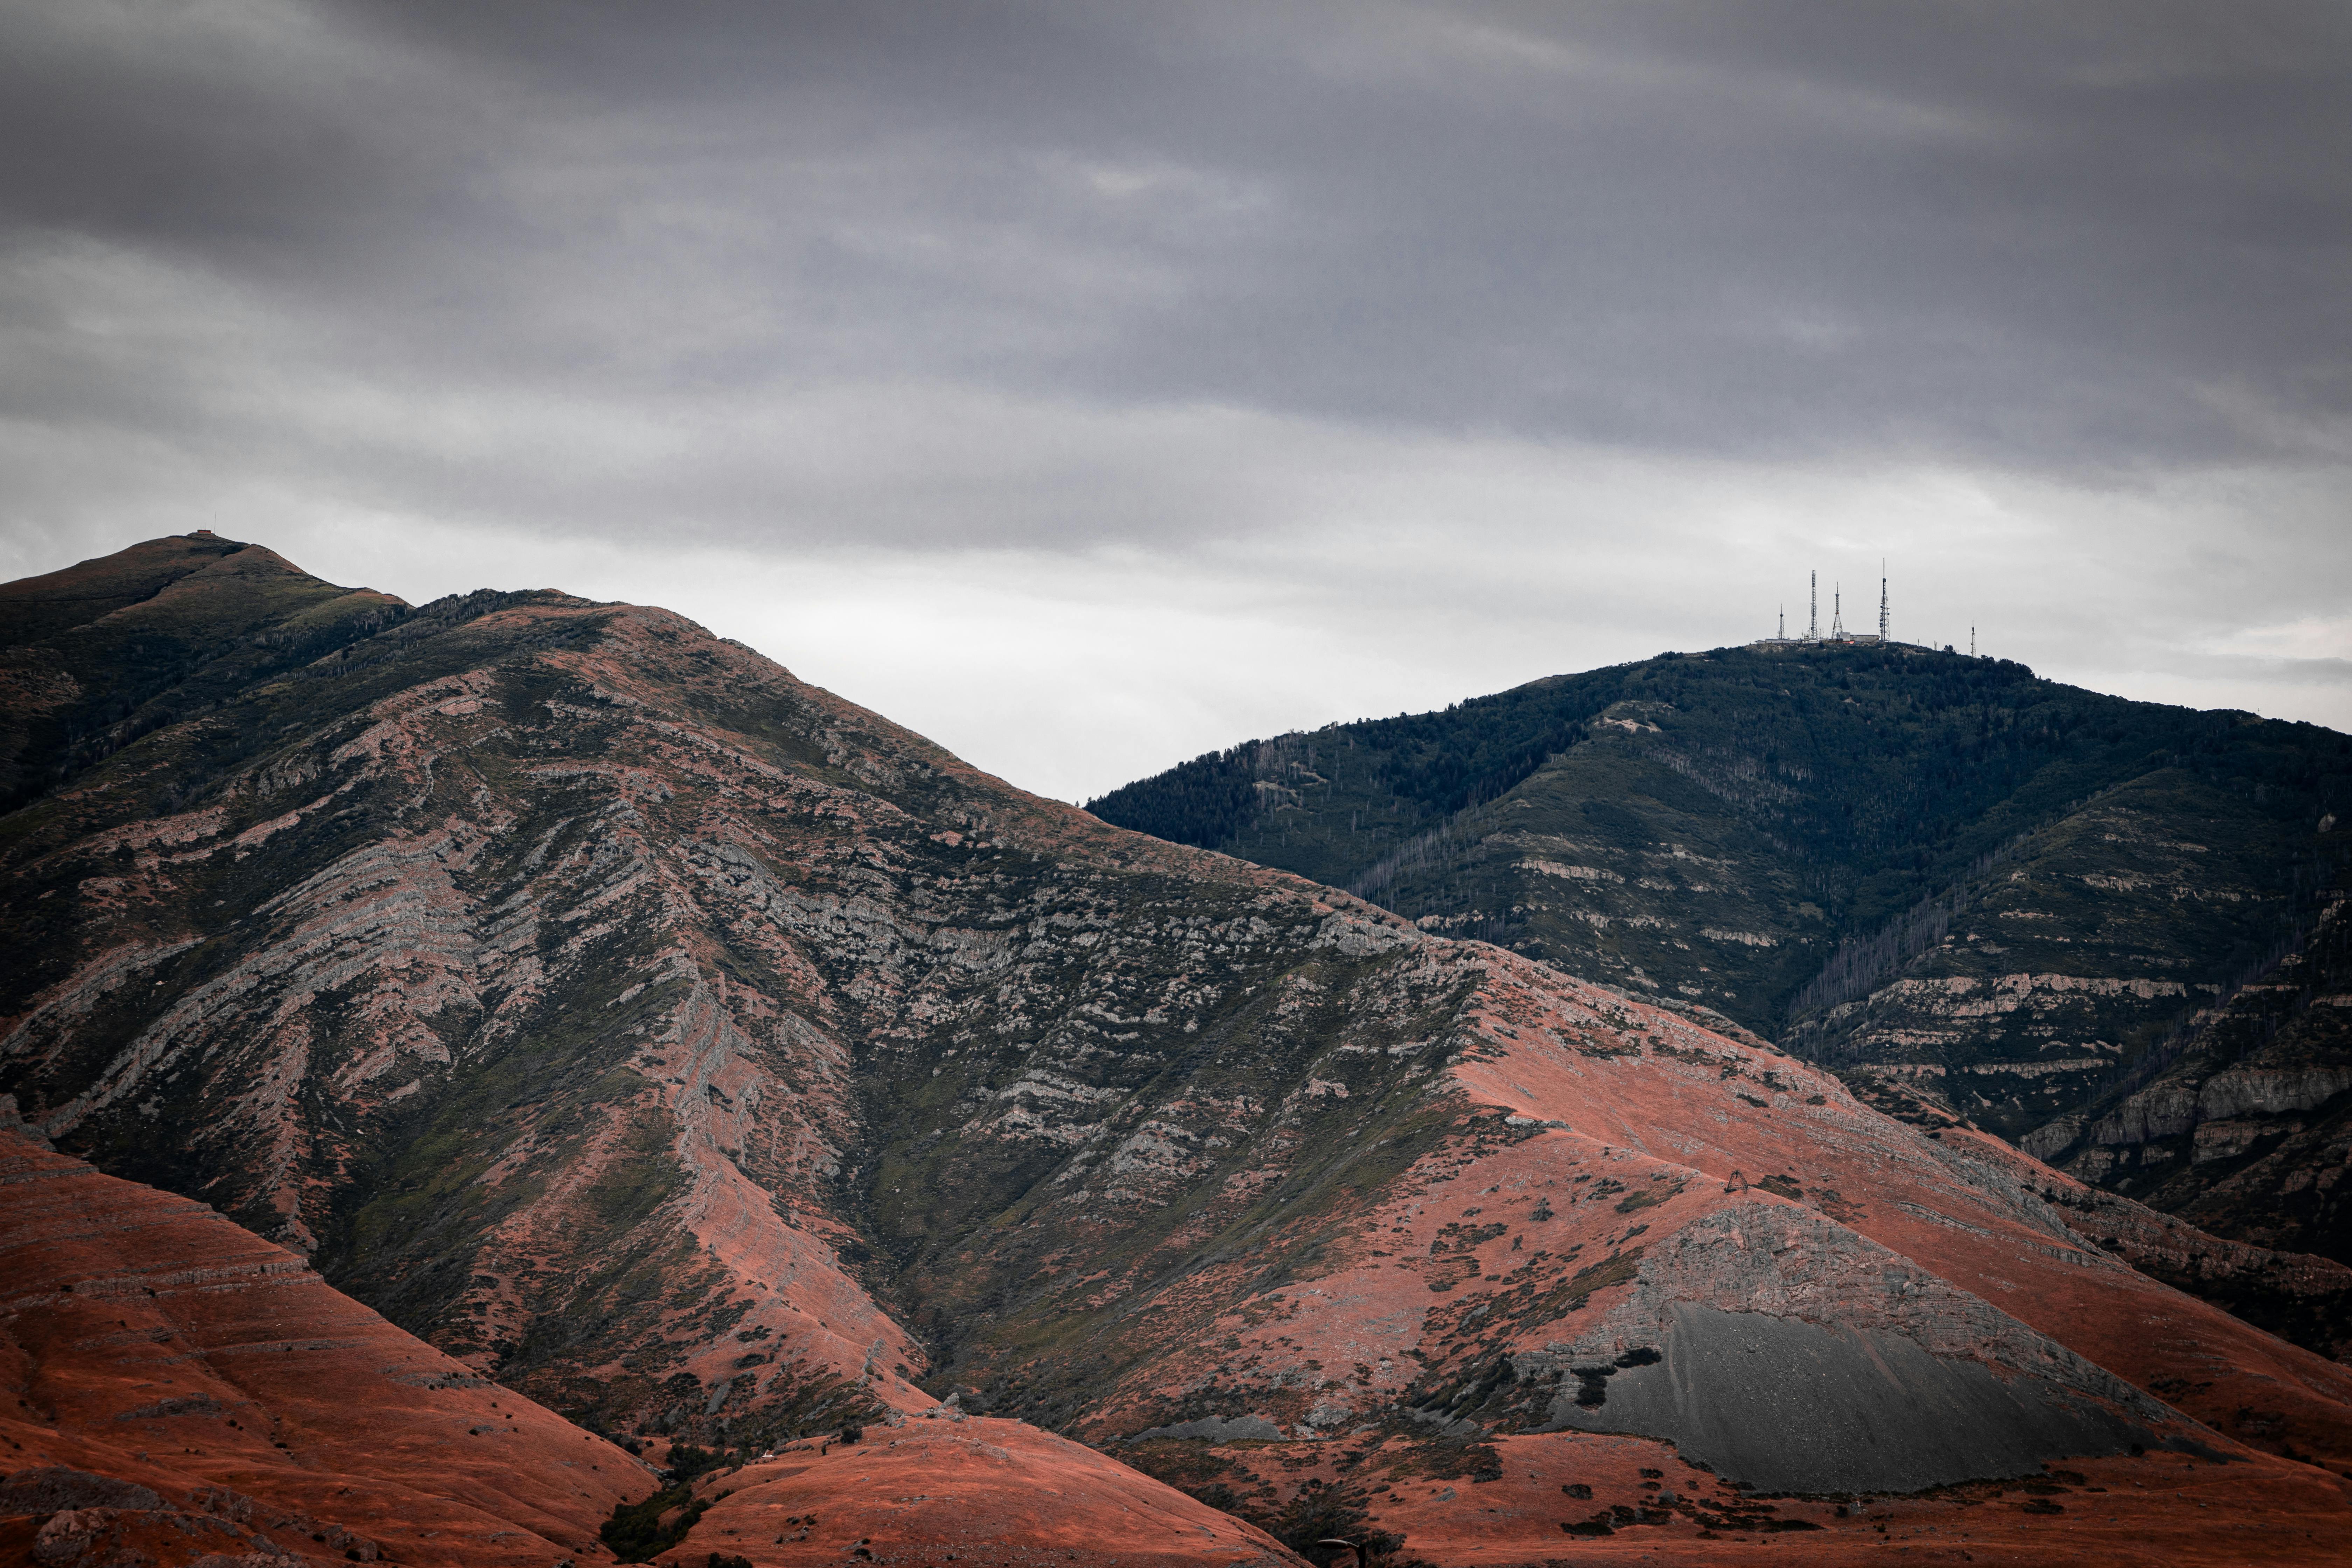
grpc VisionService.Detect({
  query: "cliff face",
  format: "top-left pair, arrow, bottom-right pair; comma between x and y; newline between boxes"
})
8,537 -> 2352,1565
2027,886 -> 2352,1282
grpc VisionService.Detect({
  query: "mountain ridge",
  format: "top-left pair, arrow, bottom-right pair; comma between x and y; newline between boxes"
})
1087,643 -> 2352,1234
7,535 -> 2352,1565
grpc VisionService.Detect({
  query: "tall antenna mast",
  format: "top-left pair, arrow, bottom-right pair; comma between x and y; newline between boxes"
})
1971,622 -> 1976,657
1878,561 -> 1889,643
1831,582 -> 1845,641
1778,604 -> 1785,640
1808,571 -> 1819,641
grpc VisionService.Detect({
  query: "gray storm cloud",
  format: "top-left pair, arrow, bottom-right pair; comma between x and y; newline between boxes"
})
1,0 -> 2347,797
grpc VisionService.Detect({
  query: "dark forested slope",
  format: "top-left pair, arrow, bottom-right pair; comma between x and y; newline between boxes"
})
1089,646 -> 2352,1162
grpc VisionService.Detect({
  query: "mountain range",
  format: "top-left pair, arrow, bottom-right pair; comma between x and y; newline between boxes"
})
1089,644 -> 2352,1263
6,535 -> 2352,1567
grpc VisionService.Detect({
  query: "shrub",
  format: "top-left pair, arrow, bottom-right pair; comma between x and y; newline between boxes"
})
1268,1480 -> 1404,1564
665,1444 -> 731,1483
1184,1482 -> 1244,1513
599,1486 -> 710,1563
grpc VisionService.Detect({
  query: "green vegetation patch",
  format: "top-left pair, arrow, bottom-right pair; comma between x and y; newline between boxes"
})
600,1484 -> 713,1562
1615,1177 -> 1686,1214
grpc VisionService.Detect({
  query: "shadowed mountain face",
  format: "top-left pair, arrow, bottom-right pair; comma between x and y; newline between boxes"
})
8,538 -> 2352,1566
1086,648 -> 2352,1208
0,533 -> 407,815
2029,892 -> 2352,1273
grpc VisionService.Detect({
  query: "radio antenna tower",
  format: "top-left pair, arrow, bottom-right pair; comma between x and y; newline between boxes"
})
1808,571 -> 1819,641
1878,561 -> 1889,643
1778,604 -> 1785,640
1830,583 -> 1845,641
1971,622 -> 1976,657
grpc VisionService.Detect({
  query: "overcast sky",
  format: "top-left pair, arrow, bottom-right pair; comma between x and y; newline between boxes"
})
4,1 -> 2348,802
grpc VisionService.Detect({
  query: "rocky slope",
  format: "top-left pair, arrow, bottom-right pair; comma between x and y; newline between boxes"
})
2027,882 -> 2352,1269
11,1050 -> 2350,1568
7,537 -> 2352,1565
1087,648 -> 2352,1206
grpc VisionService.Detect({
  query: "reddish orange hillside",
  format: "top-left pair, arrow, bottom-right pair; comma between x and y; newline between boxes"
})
0,1110 -> 646,1566
0,1111 -> 1301,1568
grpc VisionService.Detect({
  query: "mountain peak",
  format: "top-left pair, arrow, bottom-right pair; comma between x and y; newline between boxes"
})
6,549 -> 2352,1561
0,535 -> 412,812
1089,649 -> 2351,1150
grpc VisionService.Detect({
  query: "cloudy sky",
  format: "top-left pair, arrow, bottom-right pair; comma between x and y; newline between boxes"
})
3,1 -> 2348,801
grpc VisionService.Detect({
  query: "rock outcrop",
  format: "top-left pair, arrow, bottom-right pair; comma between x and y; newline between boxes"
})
7,537 -> 2352,1565
2023,890 -> 2352,1340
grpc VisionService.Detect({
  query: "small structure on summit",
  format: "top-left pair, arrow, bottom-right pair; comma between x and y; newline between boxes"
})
1749,565 -> 1946,653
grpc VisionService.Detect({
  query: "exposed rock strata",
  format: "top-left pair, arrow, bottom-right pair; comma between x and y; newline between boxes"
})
8,538 -> 2352,1565
1087,648 -> 2351,1195
2031,891 -> 2352,1276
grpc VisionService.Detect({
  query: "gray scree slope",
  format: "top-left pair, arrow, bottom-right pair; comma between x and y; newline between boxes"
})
1550,1302 -> 2150,1493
